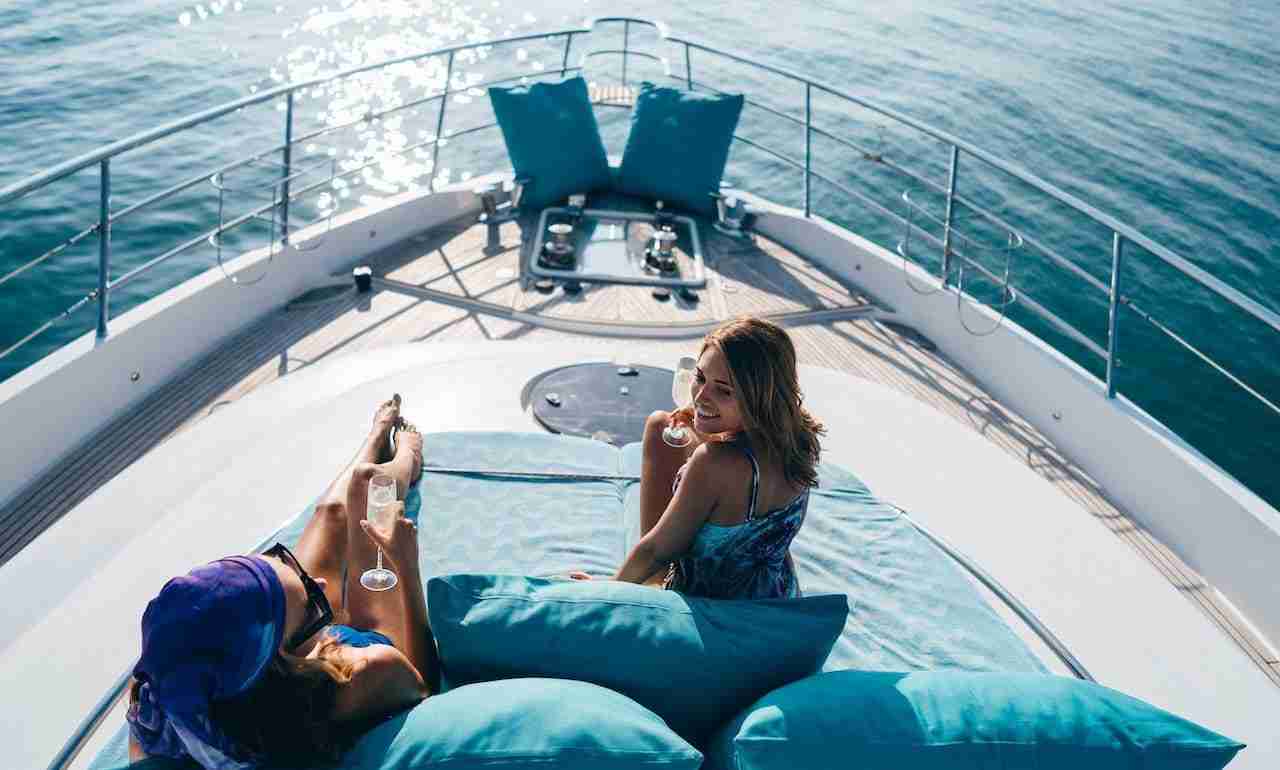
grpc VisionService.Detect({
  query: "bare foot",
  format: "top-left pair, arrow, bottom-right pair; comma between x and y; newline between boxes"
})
372,394 -> 402,464
396,419 -> 424,482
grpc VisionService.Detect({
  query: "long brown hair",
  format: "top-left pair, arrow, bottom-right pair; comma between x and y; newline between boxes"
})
702,316 -> 825,488
208,636 -> 356,766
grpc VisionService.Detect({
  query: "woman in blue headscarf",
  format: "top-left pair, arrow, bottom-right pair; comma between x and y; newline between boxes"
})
127,396 -> 437,769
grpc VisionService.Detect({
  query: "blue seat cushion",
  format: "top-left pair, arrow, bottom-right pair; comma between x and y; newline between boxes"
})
488,77 -> 612,210
617,83 -> 744,216
705,670 -> 1246,770
88,679 -> 700,770
342,678 -> 701,769
427,574 -> 848,747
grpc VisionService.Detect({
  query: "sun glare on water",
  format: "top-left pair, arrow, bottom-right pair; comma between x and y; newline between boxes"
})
178,1 -> 565,213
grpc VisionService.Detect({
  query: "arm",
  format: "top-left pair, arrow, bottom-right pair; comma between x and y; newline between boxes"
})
359,516 -> 441,696
335,645 -> 428,722
395,557 -> 442,695
615,445 -> 721,584
331,515 -> 436,724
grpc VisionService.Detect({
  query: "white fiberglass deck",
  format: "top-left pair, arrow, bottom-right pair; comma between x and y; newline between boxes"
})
0,217 -> 1275,769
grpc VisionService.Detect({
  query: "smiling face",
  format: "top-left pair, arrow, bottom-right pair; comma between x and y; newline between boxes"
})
691,345 -> 745,436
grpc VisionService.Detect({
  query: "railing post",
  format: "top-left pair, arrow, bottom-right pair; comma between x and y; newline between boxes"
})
622,20 -> 630,87
804,83 -> 812,218
1105,232 -> 1126,398
941,144 -> 960,282
684,43 -> 693,90
280,91 -> 294,244
431,50 -> 456,191
96,159 -> 111,341
560,32 -> 574,77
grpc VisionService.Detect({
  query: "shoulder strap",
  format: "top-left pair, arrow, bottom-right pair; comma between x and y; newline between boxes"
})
738,441 -> 761,520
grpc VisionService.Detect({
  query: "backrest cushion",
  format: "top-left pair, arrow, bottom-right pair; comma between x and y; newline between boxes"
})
617,83 -> 744,216
488,77 -> 612,210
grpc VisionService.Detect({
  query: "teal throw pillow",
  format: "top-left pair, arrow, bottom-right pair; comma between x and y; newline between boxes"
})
617,82 -> 744,216
89,680 -> 699,770
342,678 -> 701,770
427,574 -> 848,746
706,670 -> 1246,770
488,76 -> 611,210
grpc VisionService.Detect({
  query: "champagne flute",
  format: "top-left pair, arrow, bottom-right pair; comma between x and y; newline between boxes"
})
360,474 -> 399,592
662,356 -> 698,448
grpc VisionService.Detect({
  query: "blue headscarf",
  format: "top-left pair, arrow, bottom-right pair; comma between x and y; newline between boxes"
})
128,555 -> 286,770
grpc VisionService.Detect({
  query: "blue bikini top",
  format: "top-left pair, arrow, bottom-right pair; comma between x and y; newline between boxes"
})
326,624 -> 394,649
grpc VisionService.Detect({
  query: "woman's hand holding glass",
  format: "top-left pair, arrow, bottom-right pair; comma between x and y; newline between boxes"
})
662,356 -> 699,448
360,502 -> 420,578
666,406 -> 701,445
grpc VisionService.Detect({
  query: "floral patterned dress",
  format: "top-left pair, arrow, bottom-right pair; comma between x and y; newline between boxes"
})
665,440 -> 809,599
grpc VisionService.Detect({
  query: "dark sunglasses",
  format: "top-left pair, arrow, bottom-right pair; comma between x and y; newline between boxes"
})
263,542 -> 334,652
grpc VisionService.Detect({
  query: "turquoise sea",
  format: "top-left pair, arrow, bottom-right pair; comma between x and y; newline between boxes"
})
1,0 -> 1277,507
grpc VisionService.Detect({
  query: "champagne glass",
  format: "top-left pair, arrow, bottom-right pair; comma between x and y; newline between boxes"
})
360,474 -> 399,592
662,356 -> 698,448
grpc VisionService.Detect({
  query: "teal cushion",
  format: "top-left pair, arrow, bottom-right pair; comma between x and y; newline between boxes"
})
706,670 -> 1246,770
488,77 -> 611,210
88,680 -> 699,770
342,678 -> 701,769
617,83 -> 744,216
428,574 -> 848,746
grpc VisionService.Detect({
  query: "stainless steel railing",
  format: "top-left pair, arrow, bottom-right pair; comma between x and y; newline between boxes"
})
0,17 -> 1276,409
0,26 -> 586,354
645,20 -> 1279,413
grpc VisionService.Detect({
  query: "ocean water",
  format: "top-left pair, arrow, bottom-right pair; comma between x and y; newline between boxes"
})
1,0 -> 1277,507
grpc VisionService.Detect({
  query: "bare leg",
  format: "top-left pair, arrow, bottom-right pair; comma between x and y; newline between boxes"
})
344,423 -> 423,633
316,394 -> 401,507
293,395 -> 401,617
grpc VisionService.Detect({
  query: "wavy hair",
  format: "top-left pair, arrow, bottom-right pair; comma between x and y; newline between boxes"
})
207,636 -> 356,767
702,316 -> 825,488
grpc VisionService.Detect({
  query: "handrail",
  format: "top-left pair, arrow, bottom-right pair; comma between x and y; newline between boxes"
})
890,189 -> 1108,359
0,27 -> 591,206
663,35 -> 1280,337
0,29 -> 588,356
